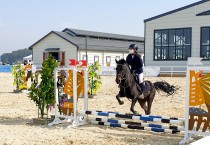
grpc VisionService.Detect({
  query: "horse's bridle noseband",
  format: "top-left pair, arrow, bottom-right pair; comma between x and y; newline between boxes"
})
116,64 -> 132,89
116,64 -> 126,81
117,71 -> 126,80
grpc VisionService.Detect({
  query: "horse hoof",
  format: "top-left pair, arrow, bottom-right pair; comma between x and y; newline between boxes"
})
133,111 -> 139,115
131,110 -> 138,115
119,101 -> 124,105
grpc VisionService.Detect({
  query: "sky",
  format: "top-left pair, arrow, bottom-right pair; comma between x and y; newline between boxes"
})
0,0 -> 199,55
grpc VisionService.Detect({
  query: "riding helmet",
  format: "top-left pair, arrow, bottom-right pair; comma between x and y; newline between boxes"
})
128,44 -> 138,51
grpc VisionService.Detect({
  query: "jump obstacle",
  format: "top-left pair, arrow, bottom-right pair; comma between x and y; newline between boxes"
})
85,110 -> 185,134
91,121 -> 182,134
92,117 -> 184,131
48,59 -> 88,127
85,110 -> 185,124
179,57 -> 210,144
48,59 -> 186,134
47,57 -> 210,144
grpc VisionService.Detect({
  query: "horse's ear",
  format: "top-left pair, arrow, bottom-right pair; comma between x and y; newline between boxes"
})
122,59 -> 126,64
115,59 -> 118,64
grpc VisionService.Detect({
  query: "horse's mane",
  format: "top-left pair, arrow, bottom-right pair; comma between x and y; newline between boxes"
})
118,59 -> 126,65
117,59 -> 131,72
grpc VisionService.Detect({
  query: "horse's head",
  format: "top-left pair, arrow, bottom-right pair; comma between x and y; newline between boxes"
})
115,59 -> 129,84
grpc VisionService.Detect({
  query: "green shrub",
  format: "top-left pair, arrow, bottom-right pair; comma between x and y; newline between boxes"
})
12,64 -> 25,92
88,61 -> 102,95
29,55 -> 60,118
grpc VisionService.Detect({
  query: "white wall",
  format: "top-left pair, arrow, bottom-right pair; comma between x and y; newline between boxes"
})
78,50 -> 131,66
32,32 -> 145,68
32,33 -> 77,67
145,1 -> 210,66
78,50 -> 144,67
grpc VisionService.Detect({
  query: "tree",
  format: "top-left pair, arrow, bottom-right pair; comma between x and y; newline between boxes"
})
29,55 -> 60,118
12,64 -> 25,92
88,61 -> 102,95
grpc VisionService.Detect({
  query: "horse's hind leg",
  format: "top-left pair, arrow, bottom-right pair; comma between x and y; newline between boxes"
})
146,90 -> 156,115
116,94 -> 124,105
138,99 -> 148,115
146,97 -> 154,115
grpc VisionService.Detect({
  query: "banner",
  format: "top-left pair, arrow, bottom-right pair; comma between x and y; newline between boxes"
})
99,66 -> 160,77
143,66 -> 160,77
0,65 -> 12,72
99,66 -> 116,76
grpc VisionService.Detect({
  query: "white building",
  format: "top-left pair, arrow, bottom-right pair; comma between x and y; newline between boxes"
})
29,28 -> 144,68
144,0 -> 210,69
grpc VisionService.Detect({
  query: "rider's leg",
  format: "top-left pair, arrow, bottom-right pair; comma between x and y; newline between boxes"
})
138,73 -> 144,99
139,73 -> 143,83
139,73 -> 144,92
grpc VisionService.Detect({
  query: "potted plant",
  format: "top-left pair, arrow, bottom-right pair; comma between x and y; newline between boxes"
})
88,61 -> 102,98
29,55 -> 60,124
12,64 -> 25,93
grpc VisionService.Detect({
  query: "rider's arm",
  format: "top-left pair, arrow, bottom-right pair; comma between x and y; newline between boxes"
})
136,54 -> 143,68
126,54 -> 132,65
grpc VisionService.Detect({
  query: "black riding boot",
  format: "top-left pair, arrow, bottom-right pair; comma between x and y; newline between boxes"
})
140,83 -> 145,93
137,83 -> 144,99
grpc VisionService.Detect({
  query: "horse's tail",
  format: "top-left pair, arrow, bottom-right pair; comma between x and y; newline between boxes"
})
153,81 -> 178,95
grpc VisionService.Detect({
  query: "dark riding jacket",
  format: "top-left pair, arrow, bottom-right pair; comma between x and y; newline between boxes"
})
126,53 -> 143,74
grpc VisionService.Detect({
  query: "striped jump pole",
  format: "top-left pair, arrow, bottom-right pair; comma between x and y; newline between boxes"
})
93,117 -> 185,131
86,111 -> 184,125
86,110 -> 185,122
91,121 -> 185,134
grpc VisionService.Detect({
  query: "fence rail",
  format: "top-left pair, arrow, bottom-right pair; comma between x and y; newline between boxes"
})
159,66 -> 187,77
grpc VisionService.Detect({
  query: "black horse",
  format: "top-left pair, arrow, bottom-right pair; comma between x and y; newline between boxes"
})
115,59 -> 177,115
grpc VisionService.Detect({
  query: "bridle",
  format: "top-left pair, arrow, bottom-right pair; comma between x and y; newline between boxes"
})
116,64 -> 132,89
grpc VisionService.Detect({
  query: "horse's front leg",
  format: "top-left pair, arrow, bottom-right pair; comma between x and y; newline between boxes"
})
130,97 -> 138,114
116,93 -> 124,105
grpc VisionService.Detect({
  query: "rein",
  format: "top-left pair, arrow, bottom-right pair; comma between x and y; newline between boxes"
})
116,64 -> 133,89
118,80 -> 130,89
117,69 -> 133,103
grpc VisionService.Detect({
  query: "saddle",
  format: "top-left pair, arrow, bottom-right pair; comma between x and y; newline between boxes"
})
132,73 -> 142,92
132,73 -> 150,93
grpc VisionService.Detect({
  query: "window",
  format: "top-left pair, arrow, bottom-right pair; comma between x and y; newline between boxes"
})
94,56 -> 99,62
154,28 -> 191,60
83,55 -> 87,60
106,56 -> 111,63
48,52 -> 59,61
201,27 -> 210,59
115,56 -> 120,61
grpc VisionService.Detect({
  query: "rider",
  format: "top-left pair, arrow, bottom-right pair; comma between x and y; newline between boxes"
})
126,44 -> 145,94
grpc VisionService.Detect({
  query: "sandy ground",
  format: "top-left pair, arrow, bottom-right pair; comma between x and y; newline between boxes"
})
0,73 -> 203,145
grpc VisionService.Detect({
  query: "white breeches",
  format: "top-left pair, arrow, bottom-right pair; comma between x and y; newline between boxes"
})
138,73 -> 144,83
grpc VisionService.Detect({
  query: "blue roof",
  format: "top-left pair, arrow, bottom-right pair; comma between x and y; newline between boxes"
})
144,0 -> 210,23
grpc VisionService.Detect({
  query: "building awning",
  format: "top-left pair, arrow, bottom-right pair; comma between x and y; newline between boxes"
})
45,48 -> 60,51
23,55 -> 32,60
